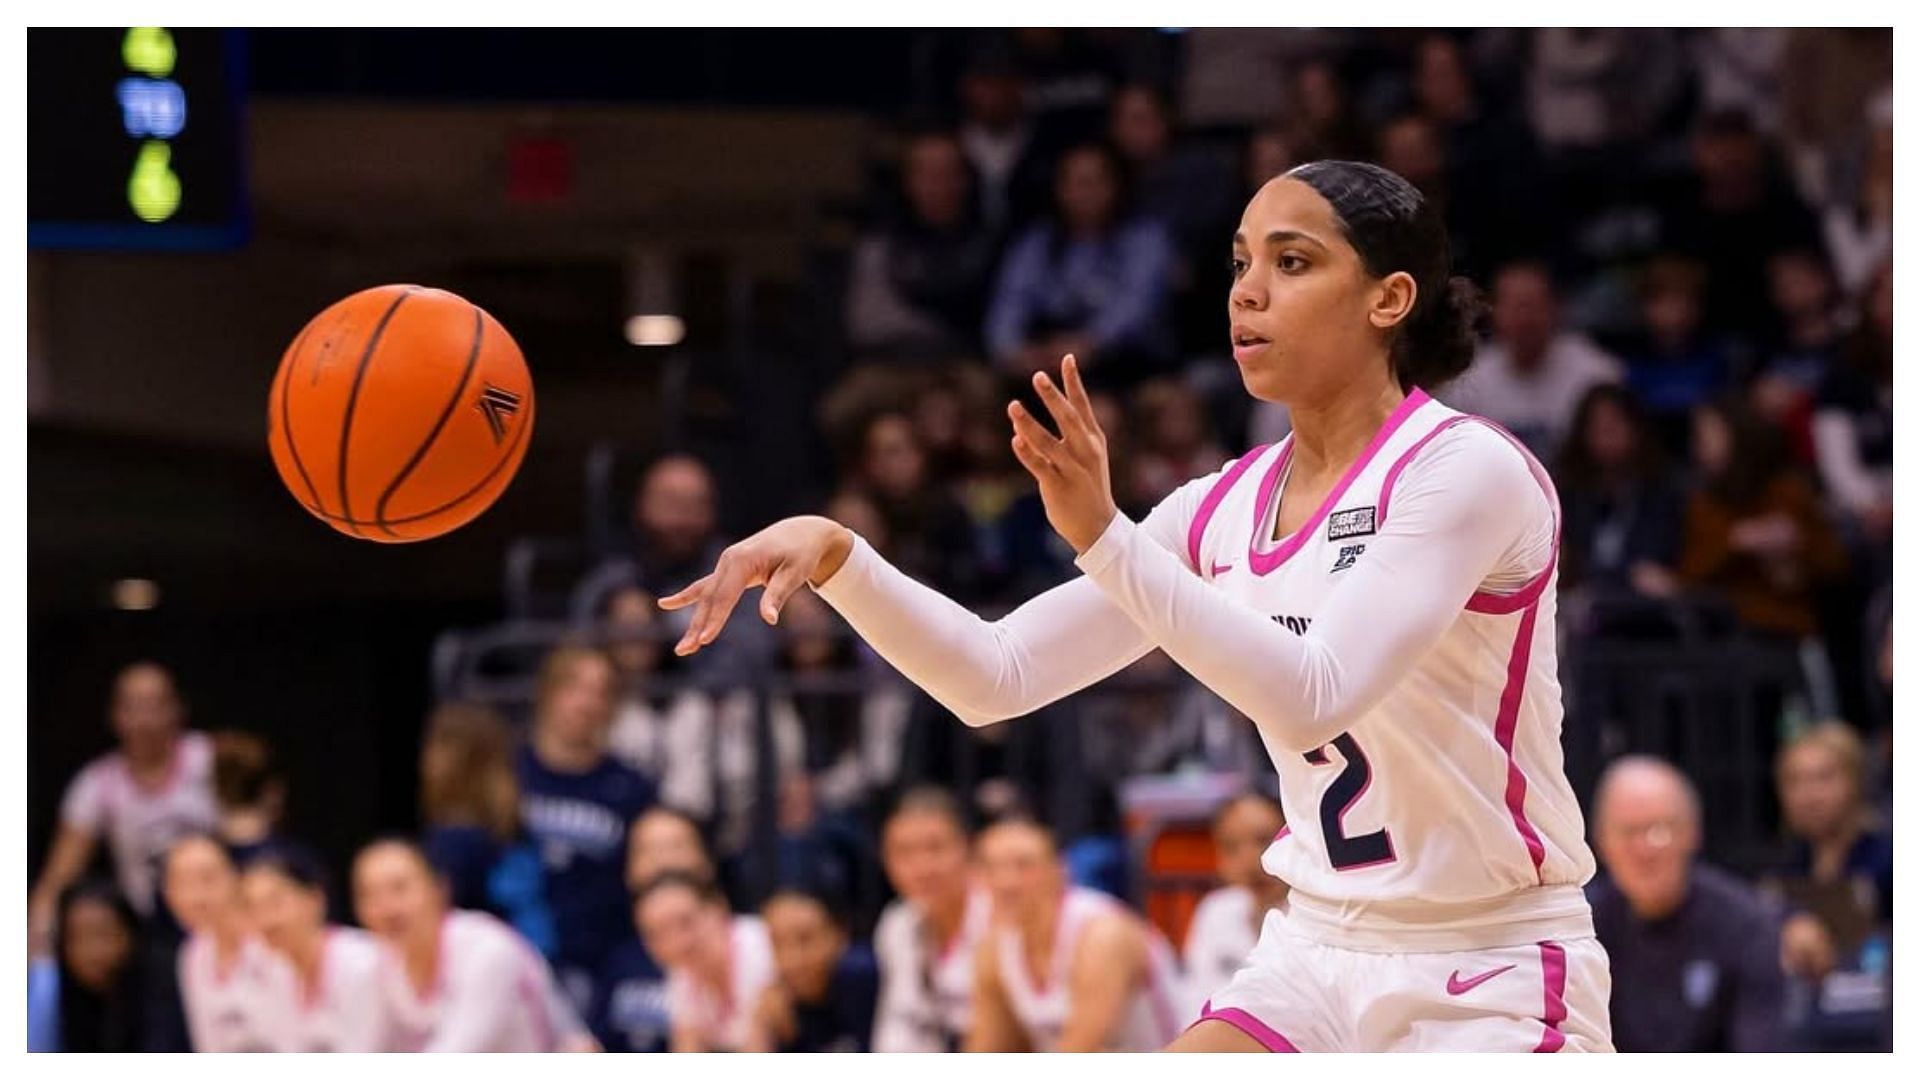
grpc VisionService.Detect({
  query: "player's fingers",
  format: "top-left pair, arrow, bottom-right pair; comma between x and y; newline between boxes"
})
681,552 -> 751,653
760,561 -> 809,625
1007,401 -> 1060,461
1061,355 -> 1100,436
1010,433 -> 1057,481
1031,370 -> 1089,448
658,575 -> 712,611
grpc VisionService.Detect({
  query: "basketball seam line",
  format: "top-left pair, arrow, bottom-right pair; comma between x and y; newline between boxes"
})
372,306 -> 485,537
337,287 -> 417,539
299,403 -> 531,528
276,319 -> 327,516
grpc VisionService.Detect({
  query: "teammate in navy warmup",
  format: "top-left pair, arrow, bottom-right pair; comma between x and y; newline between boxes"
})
517,645 -> 659,1013
748,888 -> 880,1052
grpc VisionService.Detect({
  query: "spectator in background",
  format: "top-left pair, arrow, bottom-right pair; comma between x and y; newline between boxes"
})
1526,29 -> 1689,157
872,789 -> 991,1053
845,130 -> 1000,363
1818,104 -> 1891,300
239,846 -> 389,1052
1127,379 -> 1229,507
28,881 -> 145,1052
638,871 -> 777,1053
956,44 -> 1053,231
1588,756 -> 1785,1052
164,834 -> 283,1052
772,588 -> 908,817
31,662 -> 216,945
986,142 -> 1175,389
1445,259 -> 1624,461
518,645 -> 659,1014
1770,723 -> 1893,978
1288,57 -> 1369,161
966,817 -> 1185,1052
1658,109 -> 1823,341
1812,260 -> 1893,564
1554,385 -> 1686,616
594,807 -> 718,1054
1006,28 -> 1121,144
208,731 -> 285,866
353,838 -> 589,1052
627,806 -> 717,896
1752,248 -> 1846,462
746,888 -> 880,1052
1679,397 -> 1848,641
602,584 -> 682,781
849,411 -> 982,600
1183,792 -> 1288,1003
418,701 -> 555,955
1622,256 -> 1741,449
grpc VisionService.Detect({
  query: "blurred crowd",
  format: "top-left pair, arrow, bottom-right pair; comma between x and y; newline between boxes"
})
29,28 -> 1892,1053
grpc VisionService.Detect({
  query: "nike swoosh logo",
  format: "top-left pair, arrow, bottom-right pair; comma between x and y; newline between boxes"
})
1446,964 -> 1516,995
1211,562 -> 1235,576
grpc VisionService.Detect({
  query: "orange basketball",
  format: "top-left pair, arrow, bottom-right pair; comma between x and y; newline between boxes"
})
267,284 -> 535,542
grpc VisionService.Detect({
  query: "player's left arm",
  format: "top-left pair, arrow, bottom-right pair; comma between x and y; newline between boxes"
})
1010,359 -> 1546,755
1054,913 -> 1148,1053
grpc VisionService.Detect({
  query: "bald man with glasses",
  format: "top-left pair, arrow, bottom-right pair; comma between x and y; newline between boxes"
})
1586,756 -> 1786,1052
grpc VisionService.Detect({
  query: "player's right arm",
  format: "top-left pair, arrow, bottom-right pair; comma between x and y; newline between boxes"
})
961,936 -> 1026,1052
659,470 -> 1217,726
30,766 -> 108,955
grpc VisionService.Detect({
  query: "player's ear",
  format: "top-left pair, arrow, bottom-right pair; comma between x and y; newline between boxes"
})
1368,270 -> 1418,331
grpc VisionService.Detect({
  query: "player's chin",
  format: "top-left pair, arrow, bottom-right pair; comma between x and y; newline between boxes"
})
1237,363 -> 1291,405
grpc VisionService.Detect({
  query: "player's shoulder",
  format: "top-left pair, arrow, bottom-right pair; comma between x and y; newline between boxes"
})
1188,884 -> 1250,927
873,900 -> 917,947
1395,406 -> 1546,501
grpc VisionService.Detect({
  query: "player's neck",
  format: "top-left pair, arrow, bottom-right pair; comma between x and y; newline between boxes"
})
1285,377 -> 1405,482
533,728 -> 603,773
1020,890 -> 1065,952
923,889 -> 966,945
123,735 -> 179,785
286,927 -> 327,988
403,923 -> 442,994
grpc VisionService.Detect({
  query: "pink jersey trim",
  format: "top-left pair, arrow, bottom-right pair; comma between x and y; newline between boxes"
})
1495,605 -> 1549,880
1192,1001 -> 1300,1052
1533,940 -> 1569,1053
1247,388 -> 1430,576
1273,824 -> 1291,842
1186,446 -> 1268,575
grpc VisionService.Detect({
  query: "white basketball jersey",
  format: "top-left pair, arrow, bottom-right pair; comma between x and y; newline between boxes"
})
268,928 -> 390,1052
664,915 -> 776,1052
178,934 -> 289,1053
872,887 -> 992,1052
995,887 -> 1185,1052
1186,390 -> 1596,949
378,910 -> 560,1052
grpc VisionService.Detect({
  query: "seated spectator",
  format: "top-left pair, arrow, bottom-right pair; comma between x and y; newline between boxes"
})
594,807 -> 721,1054
845,130 -> 1001,363
1819,105 -> 1891,300
518,646 -> 659,1012
1183,792 -> 1288,1003
1752,248 -> 1845,455
627,806 -> 717,895
637,871 -> 777,1052
1621,256 -> 1744,451
1444,259 -> 1624,460
31,662 -> 216,946
849,411 -> 982,600
773,587 -> 908,815
1288,57 -> 1369,161
1770,723 -> 1893,981
208,731 -> 286,866
163,834 -> 284,1052
1678,397 -> 1847,641
1554,385 -> 1686,614
1657,109 -> 1824,342
956,43 -> 1055,231
1587,756 -> 1785,1052
1811,260 -> 1892,562
872,788 -> 991,1053
572,454 -> 773,681
28,881 -> 145,1052
985,142 -> 1175,389
239,846 -> 389,1052
746,888 -> 880,1052
967,817 -> 1185,1052
1127,379 -> 1229,507
418,701 -> 555,955
353,838 -> 589,1052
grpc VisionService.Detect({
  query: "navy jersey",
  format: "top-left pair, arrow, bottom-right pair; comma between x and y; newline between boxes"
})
780,947 -> 880,1053
515,746 -> 657,973
591,938 -> 671,1053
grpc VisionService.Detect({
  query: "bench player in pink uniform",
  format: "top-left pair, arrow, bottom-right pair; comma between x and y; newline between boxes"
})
663,160 -> 1612,1052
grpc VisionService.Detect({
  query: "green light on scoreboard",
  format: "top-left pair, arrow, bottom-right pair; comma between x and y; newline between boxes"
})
128,141 -> 181,222
122,27 -> 176,78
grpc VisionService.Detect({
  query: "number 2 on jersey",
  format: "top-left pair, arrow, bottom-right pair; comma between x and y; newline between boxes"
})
1304,733 -> 1396,870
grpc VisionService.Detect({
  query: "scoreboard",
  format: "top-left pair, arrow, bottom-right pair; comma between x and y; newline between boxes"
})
29,28 -> 248,250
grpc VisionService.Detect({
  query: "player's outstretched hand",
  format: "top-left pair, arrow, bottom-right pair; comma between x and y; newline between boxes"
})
657,515 -> 853,656
1008,354 -> 1120,555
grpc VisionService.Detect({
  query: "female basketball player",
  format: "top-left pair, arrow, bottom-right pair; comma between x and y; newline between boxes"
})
240,847 -> 389,1051
663,161 -> 1611,1052
1184,793 -> 1289,1002
871,788 -> 992,1052
163,835 -> 286,1052
634,870 -> 776,1052
351,837 -> 593,1052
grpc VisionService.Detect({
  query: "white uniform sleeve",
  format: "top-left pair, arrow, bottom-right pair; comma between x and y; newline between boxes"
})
420,933 -> 530,1052
870,905 -> 932,1053
812,469 -> 1219,726
329,946 -> 394,1053
1075,424 -> 1551,755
